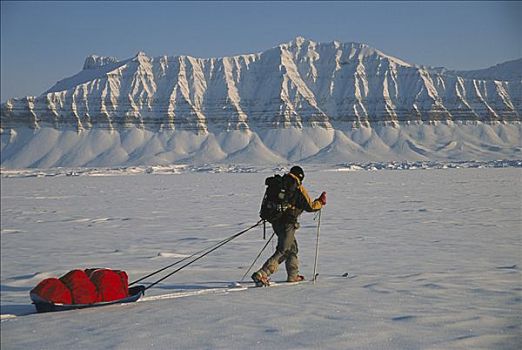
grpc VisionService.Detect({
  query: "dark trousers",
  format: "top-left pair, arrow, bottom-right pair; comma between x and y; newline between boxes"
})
260,221 -> 300,278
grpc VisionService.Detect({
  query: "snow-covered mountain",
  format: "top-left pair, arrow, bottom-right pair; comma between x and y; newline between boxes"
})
1,37 -> 521,168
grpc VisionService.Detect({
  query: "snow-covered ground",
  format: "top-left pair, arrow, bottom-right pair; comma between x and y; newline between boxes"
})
1,166 -> 521,349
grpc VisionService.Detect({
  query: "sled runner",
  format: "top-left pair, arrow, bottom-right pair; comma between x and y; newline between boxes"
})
30,285 -> 145,313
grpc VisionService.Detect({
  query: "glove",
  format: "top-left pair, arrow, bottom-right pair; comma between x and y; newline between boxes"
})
317,191 -> 327,205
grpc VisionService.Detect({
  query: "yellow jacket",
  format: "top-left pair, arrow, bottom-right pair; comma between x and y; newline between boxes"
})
284,173 -> 322,221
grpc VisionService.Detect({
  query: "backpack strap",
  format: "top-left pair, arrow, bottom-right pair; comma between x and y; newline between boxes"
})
287,172 -> 302,185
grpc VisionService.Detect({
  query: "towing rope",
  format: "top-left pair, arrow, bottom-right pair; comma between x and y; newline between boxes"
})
132,220 -> 264,291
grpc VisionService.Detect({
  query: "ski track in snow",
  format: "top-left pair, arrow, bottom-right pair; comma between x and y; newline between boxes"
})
1,168 -> 521,349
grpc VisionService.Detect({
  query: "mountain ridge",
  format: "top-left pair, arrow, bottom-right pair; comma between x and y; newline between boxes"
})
2,37 -> 520,132
1,37 -> 521,168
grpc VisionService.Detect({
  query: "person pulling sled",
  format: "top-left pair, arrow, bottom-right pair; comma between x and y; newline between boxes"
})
253,166 -> 326,287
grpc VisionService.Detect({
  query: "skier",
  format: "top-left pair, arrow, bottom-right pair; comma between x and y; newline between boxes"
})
252,166 -> 326,286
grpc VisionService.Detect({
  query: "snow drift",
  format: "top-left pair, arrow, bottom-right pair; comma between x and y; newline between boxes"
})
1,37 -> 521,168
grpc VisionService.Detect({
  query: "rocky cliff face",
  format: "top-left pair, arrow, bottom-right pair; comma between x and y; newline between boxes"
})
2,37 -> 521,131
1,38 -> 521,168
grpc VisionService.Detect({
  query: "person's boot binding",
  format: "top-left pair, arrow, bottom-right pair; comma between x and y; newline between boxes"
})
252,271 -> 270,287
287,275 -> 305,283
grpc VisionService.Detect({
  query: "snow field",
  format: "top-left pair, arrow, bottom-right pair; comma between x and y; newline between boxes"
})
1,167 -> 521,349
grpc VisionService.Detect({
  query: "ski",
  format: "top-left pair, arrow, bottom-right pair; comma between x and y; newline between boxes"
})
141,279 -> 310,303
231,279 -> 310,289
5,274 -> 351,317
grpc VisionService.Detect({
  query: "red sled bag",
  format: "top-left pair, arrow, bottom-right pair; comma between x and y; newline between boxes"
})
30,278 -> 72,304
60,269 -> 98,304
88,269 -> 129,302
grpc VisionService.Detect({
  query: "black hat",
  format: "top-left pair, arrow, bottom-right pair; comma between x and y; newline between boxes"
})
290,166 -> 305,181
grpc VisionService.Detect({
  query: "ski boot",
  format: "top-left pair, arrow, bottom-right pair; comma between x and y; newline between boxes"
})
251,271 -> 270,287
287,275 -> 305,283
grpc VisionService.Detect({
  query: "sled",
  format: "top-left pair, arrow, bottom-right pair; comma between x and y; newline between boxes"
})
30,285 -> 145,313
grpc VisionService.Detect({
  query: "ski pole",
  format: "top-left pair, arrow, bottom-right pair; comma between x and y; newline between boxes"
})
312,209 -> 322,284
240,231 -> 275,282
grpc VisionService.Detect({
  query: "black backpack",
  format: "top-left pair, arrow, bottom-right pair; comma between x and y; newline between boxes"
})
259,174 -> 297,223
